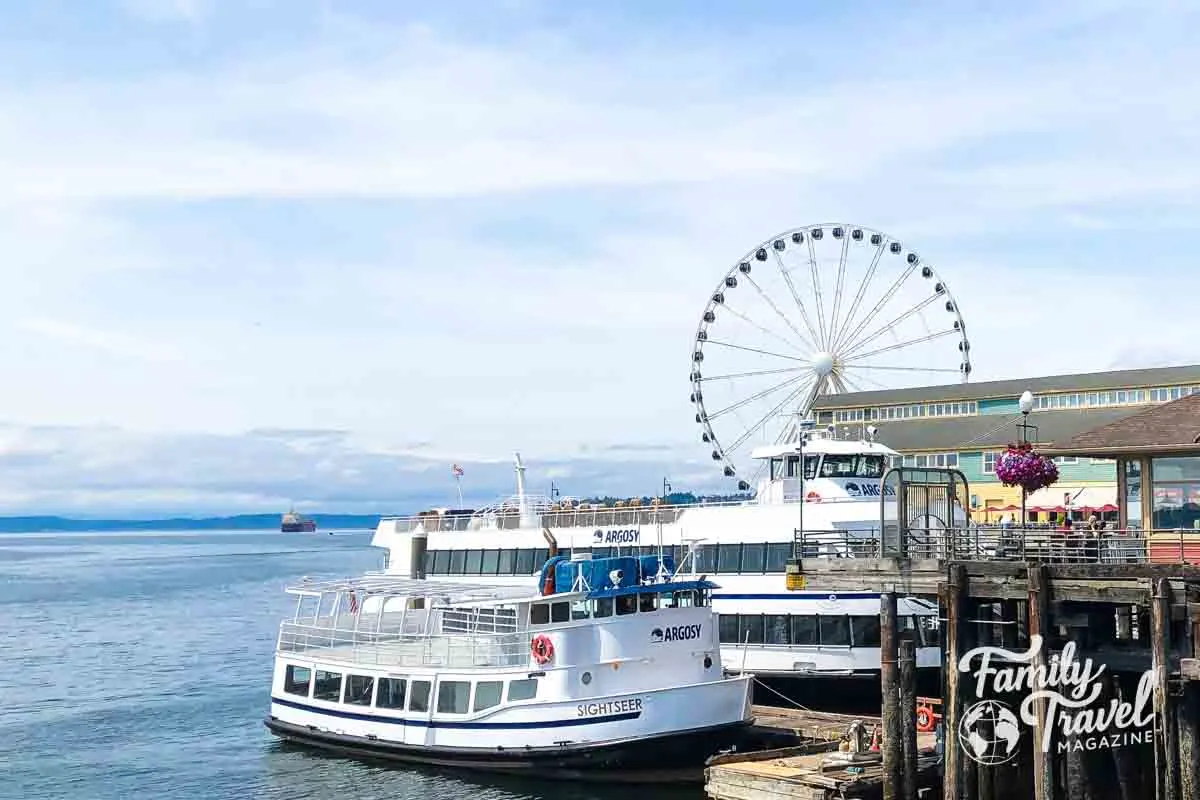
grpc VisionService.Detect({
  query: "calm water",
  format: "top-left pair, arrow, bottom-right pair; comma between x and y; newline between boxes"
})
0,531 -> 702,800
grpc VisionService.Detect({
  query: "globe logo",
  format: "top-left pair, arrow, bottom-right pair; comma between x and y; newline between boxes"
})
959,700 -> 1021,765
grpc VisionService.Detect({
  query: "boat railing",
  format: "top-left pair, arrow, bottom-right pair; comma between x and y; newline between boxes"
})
795,526 -> 1200,564
277,619 -> 534,669
382,495 -> 874,533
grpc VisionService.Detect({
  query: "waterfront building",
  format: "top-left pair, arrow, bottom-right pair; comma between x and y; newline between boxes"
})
811,364 -> 1200,520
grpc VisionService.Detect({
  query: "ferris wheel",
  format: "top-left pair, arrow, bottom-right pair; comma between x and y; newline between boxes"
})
689,223 -> 970,489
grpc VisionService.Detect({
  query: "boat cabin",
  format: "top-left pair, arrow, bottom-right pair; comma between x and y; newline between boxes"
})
750,434 -> 902,505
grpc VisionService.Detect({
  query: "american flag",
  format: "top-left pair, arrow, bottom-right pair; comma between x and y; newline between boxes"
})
452,463 -> 464,477
348,591 -> 359,614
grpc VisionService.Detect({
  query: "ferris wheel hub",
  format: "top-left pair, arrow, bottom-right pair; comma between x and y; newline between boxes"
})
812,351 -> 836,378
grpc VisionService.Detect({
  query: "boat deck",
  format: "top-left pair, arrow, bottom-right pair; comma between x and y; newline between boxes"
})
280,635 -> 527,670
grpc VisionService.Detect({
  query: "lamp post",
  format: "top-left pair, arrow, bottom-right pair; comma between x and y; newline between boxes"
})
662,477 -> 672,501
1017,391 -> 1036,528
796,420 -> 817,551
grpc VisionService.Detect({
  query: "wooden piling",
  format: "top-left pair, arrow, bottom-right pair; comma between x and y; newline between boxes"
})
900,634 -> 918,800
1027,564 -> 1055,800
881,591 -> 902,800
1178,683 -> 1200,800
1152,577 -> 1180,800
944,564 -> 967,800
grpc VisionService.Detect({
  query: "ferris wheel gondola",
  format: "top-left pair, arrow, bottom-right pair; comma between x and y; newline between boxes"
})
690,223 -> 971,489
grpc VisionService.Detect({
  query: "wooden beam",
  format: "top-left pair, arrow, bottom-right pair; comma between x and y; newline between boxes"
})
1153,577 -> 1181,800
944,564 -> 966,800
900,634 -> 919,800
1028,564 -> 1055,800
881,591 -> 902,800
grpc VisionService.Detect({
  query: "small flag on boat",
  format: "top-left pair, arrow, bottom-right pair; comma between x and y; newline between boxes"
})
348,591 -> 359,614
452,463 -> 464,477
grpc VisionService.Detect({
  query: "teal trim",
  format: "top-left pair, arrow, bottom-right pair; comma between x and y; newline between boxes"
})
953,451 -> 1118,485
978,398 -> 1018,415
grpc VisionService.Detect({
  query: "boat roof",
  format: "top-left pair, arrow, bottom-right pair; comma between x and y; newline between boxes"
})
286,574 -> 533,604
750,438 -> 899,459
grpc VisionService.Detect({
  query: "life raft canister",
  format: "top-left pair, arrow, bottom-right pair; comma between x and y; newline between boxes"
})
531,634 -> 555,665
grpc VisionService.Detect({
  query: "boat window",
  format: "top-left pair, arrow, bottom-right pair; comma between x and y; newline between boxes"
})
765,614 -> 790,645
284,665 -> 311,696
695,589 -> 710,607
718,614 -> 739,643
344,674 -> 375,706
859,455 -> 886,479
592,597 -> 614,618
481,549 -> 500,575
533,548 -> 550,569
465,549 -> 484,575
593,547 -> 613,559
313,670 -> 343,702
740,614 -> 765,644
819,454 -> 887,479
694,545 -> 717,574
530,603 -> 550,626
560,548 -> 573,561
850,616 -> 882,648
717,544 -> 742,573
571,599 -> 590,621
409,680 -> 431,712
740,543 -> 767,573
474,680 -> 503,712
507,679 -> 538,702
432,549 -> 450,575
790,615 -> 819,646
437,681 -> 471,714
670,591 -> 693,609
377,677 -> 407,709
771,458 -> 783,480
423,550 -> 435,576
497,549 -> 516,575
551,602 -> 570,623
448,549 -> 467,575
819,616 -> 851,646
765,543 -> 791,573
638,593 -> 658,613
616,594 -> 638,616
515,549 -> 536,575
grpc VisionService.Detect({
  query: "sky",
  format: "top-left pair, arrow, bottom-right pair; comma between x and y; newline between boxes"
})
0,0 -> 1197,516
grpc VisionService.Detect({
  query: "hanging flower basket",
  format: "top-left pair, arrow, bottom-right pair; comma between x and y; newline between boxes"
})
995,443 -> 1060,494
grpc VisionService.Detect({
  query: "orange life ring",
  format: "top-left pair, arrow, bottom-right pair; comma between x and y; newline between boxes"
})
806,491 -> 821,503
531,634 -> 555,665
917,705 -> 935,732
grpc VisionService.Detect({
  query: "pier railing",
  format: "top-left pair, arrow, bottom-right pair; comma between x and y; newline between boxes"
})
795,526 -> 1200,564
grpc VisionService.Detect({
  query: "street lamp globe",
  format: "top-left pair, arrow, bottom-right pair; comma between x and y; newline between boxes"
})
1018,390 -> 1034,415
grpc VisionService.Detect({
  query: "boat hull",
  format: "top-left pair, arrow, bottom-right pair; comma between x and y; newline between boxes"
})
265,715 -> 750,781
282,522 -> 317,533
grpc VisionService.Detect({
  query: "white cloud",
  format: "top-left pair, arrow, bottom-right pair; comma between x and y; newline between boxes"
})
0,3 -> 1196,512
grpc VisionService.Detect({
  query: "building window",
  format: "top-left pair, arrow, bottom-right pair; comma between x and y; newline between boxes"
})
1053,456 -> 1078,465
902,452 -> 959,469
983,452 -> 998,474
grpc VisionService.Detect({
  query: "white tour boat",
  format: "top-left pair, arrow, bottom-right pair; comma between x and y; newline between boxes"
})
265,551 -> 754,777
369,434 -> 956,683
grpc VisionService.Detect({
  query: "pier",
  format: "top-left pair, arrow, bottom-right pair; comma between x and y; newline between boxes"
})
707,395 -> 1200,800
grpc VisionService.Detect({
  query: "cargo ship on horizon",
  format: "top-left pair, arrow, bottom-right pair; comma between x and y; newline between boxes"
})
281,509 -> 317,533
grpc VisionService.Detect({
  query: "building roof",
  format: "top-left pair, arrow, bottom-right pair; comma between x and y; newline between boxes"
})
859,406 -> 1145,453
812,364 -> 1200,409
1042,394 -> 1200,457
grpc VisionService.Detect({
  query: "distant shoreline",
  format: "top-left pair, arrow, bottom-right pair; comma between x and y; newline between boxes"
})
0,513 -> 382,533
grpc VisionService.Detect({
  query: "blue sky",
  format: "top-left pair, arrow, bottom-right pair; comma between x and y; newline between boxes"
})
0,0 -> 1197,516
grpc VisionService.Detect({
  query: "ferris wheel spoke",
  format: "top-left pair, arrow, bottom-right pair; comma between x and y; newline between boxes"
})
705,339 -> 810,362
832,264 -> 918,357
841,293 -> 941,360
773,376 -> 827,444
706,374 -> 814,422
840,369 -> 890,392
829,372 -> 851,395
831,240 -> 886,352
804,236 -> 830,349
845,363 -> 963,374
700,364 -> 813,382
723,380 -> 815,456
740,273 -> 817,353
827,234 -> 851,351
843,329 -> 958,363
720,302 -> 812,355
769,249 -> 822,349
